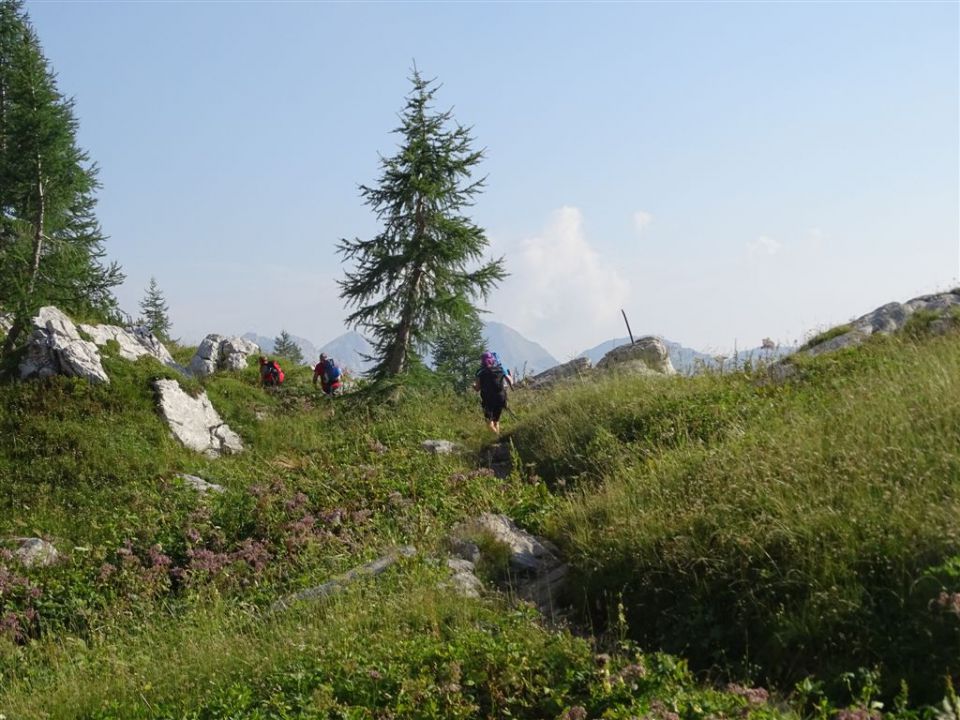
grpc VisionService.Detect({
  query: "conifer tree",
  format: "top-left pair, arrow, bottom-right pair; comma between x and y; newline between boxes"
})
0,0 -> 122,354
273,329 -> 304,365
138,276 -> 171,341
338,69 -> 505,381
433,312 -> 486,393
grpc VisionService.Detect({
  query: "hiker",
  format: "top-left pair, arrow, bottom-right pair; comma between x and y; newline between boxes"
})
474,350 -> 513,434
258,356 -> 284,386
312,353 -> 342,396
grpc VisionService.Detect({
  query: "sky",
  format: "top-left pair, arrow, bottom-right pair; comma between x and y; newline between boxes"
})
26,0 -> 960,360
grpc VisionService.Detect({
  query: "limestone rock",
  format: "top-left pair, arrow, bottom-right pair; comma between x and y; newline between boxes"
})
19,307 -> 109,384
529,357 -> 591,388
804,289 -> 960,356
177,473 -> 225,494
421,439 -> 460,455
272,546 -> 417,611
187,334 -> 260,377
446,557 -> 483,598
451,513 -> 568,615
153,379 -> 243,457
450,539 -> 481,564
13,537 -> 59,568
220,337 -> 260,371
596,335 -> 676,375
462,513 -> 558,572
79,322 -> 181,371
187,334 -> 225,377
0,313 -> 12,335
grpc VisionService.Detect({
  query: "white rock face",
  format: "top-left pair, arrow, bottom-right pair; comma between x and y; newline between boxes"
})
13,537 -> 59,568
187,334 -> 260,377
529,357 -> 592,388
467,513 -> 558,572
19,307 -> 110,384
153,379 -> 243,457
177,473 -> 225,494
597,335 -> 676,375
220,337 -> 260,371
79,323 -> 181,370
187,334 -> 225,377
0,313 -> 13,335
421,439 -> 460,455
446,558 -> 483,598
804,289 -> 960,356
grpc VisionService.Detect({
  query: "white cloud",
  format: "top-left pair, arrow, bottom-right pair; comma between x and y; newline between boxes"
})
633,210 -> 653,234
487,206 -> 631,358
747,235 -> 781,259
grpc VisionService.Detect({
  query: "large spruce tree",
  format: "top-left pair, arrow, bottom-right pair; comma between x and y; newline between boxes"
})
0,0 -> 122,353
337,69 -> 505,381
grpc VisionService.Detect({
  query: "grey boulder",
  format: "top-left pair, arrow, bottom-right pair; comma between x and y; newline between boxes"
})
177,473 -> 225,495
804,289 -> 960,356
153,379 -> 243,457
421,439 -> 460,455
188,334 -> 260,377
13,537 -> 59,568
19,306 -> 109,384
79,322 -> 181,371
597,335 -> 676,375
528,357 -> 591,388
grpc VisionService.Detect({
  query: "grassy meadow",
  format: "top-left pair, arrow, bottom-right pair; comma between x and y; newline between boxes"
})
0,320 -> 958,718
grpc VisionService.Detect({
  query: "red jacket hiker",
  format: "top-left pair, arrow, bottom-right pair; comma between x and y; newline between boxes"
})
258,356 -> 284,386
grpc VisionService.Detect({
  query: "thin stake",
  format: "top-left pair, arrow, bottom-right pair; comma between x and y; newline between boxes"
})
621,308 -> 635,344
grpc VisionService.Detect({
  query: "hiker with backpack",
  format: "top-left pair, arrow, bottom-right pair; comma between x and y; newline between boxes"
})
313,353 -> 343,396
474,351 -> 513,434
259,356 -> 285,386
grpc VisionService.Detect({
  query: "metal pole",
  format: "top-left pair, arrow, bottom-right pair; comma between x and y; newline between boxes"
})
621,309 -> 635,344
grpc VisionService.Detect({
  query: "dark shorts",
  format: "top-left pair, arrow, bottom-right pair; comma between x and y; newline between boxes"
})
482,394 -> 506,422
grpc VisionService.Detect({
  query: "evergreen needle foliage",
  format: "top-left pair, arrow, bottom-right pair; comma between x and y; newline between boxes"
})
137,276 -> 172,341
0,0 -> 122,354
338,68 -> 506,382
273,329 -> 304,364
433,311 -> 487,393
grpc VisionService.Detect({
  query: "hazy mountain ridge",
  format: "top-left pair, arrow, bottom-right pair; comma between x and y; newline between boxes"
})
242,332 -> 318,366
481,321 -> 558,378
579,336 -> 794,374
244,322 -> 558,377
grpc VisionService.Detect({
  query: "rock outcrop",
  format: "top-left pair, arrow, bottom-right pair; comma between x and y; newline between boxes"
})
803,289 -> 960,357
79,323 -> 181,371
19,307 -> 110,384
153,379 -> 243,457
528,357 -> 591,388
272,546 -> 417,611
177,473 -> 225,495
187,334 -> 260,377
11,537 -> 59,568
421,439 -> 460,455
596,335 -> 676,375
451,513 -> 568,614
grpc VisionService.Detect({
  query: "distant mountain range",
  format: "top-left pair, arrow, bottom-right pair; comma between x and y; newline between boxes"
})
481,322 -> 558,378
244,324 -> 790,377
242,332 -> 318,366
317,331 -> 372,373
579,336 -> 794,374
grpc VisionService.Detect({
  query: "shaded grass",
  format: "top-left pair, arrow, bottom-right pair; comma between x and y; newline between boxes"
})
0,562 -> 786,720
524,332 -> 960,702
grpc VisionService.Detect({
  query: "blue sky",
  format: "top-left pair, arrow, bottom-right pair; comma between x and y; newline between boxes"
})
27,0 -> 959,358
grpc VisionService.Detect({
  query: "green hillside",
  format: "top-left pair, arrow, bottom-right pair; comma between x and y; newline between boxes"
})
0,316 -> 958,718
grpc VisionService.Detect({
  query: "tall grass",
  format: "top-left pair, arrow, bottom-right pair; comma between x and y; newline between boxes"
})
519,332 -> 960,702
